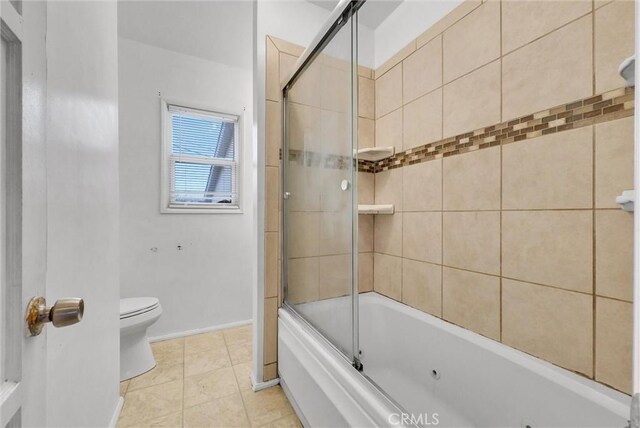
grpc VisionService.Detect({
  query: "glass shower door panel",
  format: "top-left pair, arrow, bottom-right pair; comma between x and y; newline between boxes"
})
284,15 -> 356,359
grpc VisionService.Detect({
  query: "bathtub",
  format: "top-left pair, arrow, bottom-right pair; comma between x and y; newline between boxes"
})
278,292 -> 631,427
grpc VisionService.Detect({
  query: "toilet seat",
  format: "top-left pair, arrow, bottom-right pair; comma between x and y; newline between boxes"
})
120,297 -> 160,320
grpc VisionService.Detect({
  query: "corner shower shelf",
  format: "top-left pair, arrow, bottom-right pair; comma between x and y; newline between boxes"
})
355,147 -> 395,162
358,204 -> 394,215
619,55 -> 635,87
616,190 -> 635,212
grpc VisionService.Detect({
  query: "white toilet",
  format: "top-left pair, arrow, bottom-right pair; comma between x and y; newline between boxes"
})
120,297 -> 162,381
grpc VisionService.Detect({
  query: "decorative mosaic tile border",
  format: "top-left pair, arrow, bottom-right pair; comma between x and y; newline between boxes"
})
288,149 -> 352,170
359,86 -> 635,173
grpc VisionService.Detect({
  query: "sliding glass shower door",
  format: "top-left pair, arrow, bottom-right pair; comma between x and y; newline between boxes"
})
282,6 -> 360,366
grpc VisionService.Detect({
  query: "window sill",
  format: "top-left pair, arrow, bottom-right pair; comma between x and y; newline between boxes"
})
161,206 -> 243,214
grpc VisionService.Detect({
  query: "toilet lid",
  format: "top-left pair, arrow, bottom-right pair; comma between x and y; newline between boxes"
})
120,297 -> 160,318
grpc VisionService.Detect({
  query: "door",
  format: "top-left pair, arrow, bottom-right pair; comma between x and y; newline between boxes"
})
1,1 -> 48,426
282,3 -> 360,366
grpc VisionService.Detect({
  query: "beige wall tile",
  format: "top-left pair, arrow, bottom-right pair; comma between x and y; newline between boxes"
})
403,89 -> 443,150
502,279 -> 593,377
266,37 -> 280,102
375,41 -> 415,80
265,232 -> 279,298
403,159 -> 442,212
417,0 -> 482,48
358,117 -> 375,149
359,214 -> 374,253
359,252 -> 374,293
443,146 -> 500,211
502,126 -> 593,209
265,167 -> 280,232
319,168 -> 350,213
595,116 -> 634,208
502,210 -> 593,293
286,165 -> 321,212
279,53 -> 297,89
595,0 -> 635,93
375,108 -> 403,152
318,255 -> 351,299
374,213 -> 403,256
359,76 -> 375,119
596,210 -> 633,301
442,267 -> 500,340
266,101 -> 281,167
286,56 -> 322,108
263,363 -> 278,382
403,212 -> 442,264
375,169 -> 403,211
502,0 -> 592,54
596,297 -> 632,394
320,110 -> 349,156
502,16 -> 592,121
376,63 -> 403,118
287,103 -> 321,152
321,64 -> 349,114
403,36 -> 442,104
374,253 -> 402,301
402,259 -> 442,317
270,35 -> 305,57
443,1 -> 500,83
443,211 -> 501,275
287,257 -> 319,304
319,211 -> 350,256
264,297 -> 278,365
287,212 -> 319,258
443,60 -> 501,138
358,171 -> 375,205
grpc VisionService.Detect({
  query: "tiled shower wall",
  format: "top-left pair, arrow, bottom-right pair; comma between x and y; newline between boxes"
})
368,0 -> 635,394
264,0 -> 635,395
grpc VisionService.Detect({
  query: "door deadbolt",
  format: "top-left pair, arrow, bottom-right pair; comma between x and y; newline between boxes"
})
26,296 -> 85,336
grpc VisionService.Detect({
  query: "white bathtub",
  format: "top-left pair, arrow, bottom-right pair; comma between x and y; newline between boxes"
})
278,292 -> 631,428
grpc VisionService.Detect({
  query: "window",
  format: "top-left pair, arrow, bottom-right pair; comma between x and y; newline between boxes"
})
161,101 -> 241,213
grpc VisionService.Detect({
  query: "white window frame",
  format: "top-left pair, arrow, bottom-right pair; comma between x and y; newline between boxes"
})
160,99 -> 242,214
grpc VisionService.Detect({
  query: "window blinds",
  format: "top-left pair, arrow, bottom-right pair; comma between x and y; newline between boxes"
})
168,105 -> 239,208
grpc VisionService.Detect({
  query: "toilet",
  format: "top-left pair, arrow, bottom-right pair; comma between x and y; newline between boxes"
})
120,297 -> 162,381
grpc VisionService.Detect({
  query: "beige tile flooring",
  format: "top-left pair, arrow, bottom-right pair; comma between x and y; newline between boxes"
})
118,325 -> 301,428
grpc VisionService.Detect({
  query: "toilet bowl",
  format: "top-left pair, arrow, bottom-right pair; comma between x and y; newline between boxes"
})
120,297 -> 162,381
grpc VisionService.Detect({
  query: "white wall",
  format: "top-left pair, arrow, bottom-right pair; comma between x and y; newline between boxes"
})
118,37 -> 254,338
45,2 -> 121,426
373,0 -> 464,68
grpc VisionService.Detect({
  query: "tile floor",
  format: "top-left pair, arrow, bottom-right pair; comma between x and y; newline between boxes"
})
117,325 -> 301,427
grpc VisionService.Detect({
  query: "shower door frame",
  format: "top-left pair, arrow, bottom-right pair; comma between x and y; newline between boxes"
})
281,0 -> 365,371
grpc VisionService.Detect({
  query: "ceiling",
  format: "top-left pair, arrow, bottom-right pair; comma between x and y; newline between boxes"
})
118,0 -> 253,69
307,0 -> 404,29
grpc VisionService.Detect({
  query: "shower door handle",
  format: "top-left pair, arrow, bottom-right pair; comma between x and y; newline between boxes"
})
341,180 -> 350,191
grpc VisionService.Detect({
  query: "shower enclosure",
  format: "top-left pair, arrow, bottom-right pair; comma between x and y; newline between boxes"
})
278,0 -> 637,426
282,0 -> 362,369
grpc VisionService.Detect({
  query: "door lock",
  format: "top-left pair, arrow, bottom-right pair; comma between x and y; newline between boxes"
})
26,296 -> 85,336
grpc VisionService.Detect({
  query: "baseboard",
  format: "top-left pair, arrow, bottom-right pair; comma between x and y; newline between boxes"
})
148,319 -> 252,342
251,374 -> 280,392
108,397 -> 124,428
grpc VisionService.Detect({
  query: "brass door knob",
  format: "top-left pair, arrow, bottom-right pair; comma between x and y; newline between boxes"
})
26,297 -> 85,336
